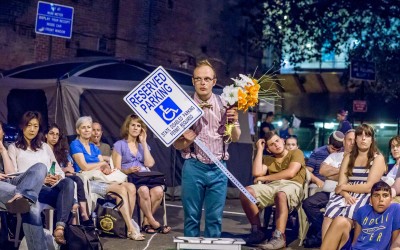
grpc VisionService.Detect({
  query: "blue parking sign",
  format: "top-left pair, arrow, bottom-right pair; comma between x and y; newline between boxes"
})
35,1 -> 74,39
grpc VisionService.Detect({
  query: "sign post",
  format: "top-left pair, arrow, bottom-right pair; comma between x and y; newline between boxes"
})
124,67 -> 258,205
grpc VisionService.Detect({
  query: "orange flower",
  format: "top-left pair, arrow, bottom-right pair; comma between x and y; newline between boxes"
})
237,88 -> 248,111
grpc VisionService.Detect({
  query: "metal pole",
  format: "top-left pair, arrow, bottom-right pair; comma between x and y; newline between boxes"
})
48,36 -> 52,60
171,148 -> 176,201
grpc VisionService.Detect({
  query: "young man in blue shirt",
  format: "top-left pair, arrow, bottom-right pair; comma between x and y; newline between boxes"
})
352,181 -> 400,250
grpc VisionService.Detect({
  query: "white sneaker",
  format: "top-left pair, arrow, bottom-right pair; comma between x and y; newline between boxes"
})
259,230 -> 286,250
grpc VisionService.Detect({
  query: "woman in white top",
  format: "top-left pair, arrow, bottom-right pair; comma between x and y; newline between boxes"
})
7,111 -> 75,245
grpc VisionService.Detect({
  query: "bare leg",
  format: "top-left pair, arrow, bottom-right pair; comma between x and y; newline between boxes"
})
149,186 -> 163,215
321,216 -> 352,250
322,217 -> 333,240
142,186 -> 163,227
138,186 -> 159,228
121,182 -> 136,216
274,192 -> 289,234
239,186 -> 261,230
107,184 -> 137,234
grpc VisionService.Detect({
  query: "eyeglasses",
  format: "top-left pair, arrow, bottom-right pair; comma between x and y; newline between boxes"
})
193,77 -> 215,83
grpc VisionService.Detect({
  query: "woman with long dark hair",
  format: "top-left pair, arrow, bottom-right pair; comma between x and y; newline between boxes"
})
45,123 -> 90,225
321,124 -> 386,249
8,111 -> 75,245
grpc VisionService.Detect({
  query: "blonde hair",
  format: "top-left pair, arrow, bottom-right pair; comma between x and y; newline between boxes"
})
194,59 -> 217,79
120,114 -> 147,140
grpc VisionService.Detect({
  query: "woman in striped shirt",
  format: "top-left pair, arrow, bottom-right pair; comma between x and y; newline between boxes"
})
321,124 -> 386,250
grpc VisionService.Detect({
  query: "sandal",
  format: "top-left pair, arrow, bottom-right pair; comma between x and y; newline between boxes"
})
6,195 -> 30,214
53,226 -> 66,245
142,224 -> 156,234
153,225 -> 172,234
127,231 -> 145,241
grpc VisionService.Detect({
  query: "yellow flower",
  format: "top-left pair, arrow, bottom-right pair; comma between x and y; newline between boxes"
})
237,88 -> 248,111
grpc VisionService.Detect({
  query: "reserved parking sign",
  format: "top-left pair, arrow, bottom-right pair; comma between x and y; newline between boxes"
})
124,66 -> 203,147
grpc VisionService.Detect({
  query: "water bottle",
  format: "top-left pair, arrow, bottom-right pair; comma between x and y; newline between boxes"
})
49,161 -> 56,175
92,212 -> 97,227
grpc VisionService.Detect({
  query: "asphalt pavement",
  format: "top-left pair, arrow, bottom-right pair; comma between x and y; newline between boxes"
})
101,199 -> 319,250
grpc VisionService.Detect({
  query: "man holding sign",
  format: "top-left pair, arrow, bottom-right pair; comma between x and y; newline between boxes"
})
173,60 -> 241,238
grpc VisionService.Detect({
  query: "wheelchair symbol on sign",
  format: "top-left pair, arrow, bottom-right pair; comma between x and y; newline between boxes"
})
154,97 -> 182,125
159,105 -> 179,121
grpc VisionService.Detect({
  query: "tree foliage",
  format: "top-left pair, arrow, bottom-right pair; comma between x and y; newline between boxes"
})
237,0 -> 400,95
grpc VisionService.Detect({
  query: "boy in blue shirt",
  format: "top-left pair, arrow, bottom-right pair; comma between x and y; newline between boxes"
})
352,181 -> 400,250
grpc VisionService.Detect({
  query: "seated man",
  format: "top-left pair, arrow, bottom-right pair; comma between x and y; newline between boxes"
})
302,130 -> 352,248
90,121 -> 111,163
240,131 -> 306,249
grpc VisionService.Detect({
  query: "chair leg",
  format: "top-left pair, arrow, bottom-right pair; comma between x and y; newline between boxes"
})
162,193 -> 167,226
298,207 -> 310,246
136,196 -> 141,227
14,213 -> 22,248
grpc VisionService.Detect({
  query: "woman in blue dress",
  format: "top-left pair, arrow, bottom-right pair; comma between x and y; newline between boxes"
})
112,114 -> 171,234
321,124 -> 386,249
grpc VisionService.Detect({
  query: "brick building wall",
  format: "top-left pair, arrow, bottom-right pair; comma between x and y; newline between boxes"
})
0,0 -> 262,83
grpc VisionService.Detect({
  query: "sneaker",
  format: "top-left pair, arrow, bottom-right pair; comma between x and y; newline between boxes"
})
245,230 -> 266,245
259,230 -> 286,250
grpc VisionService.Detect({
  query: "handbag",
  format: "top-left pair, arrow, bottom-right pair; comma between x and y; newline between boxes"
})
80,169 -> 127,184
129,171 -> 166,189
94,192 -> 127,238
62,224 -> 103,250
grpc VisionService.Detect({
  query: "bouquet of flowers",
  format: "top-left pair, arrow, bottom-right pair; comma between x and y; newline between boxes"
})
221,73 -> 281,143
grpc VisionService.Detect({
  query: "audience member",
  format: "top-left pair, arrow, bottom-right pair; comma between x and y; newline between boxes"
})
240,132 -> 306,249
336,109 -> 352,134
173,59 -> 240,238
321,124 -> 386,249
306,131 -> 344,194
279,116 -> 293,140
302,129 -> 354,248
0,120 -> 48,250
285,135 -> 299,151
45,123 -> 90,225
70,116 -> 144,241
7,111 -> 75,245
259,111 -> 275,140
112,114 -> 171,234
387,135 -> 400,180
352,181 -> 400,250
90,121 -> 111,163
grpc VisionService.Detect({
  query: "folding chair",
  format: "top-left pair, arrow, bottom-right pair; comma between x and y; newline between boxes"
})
0,202 -> 55,248
261,168 -> 312,246
297,169 -> 312,246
